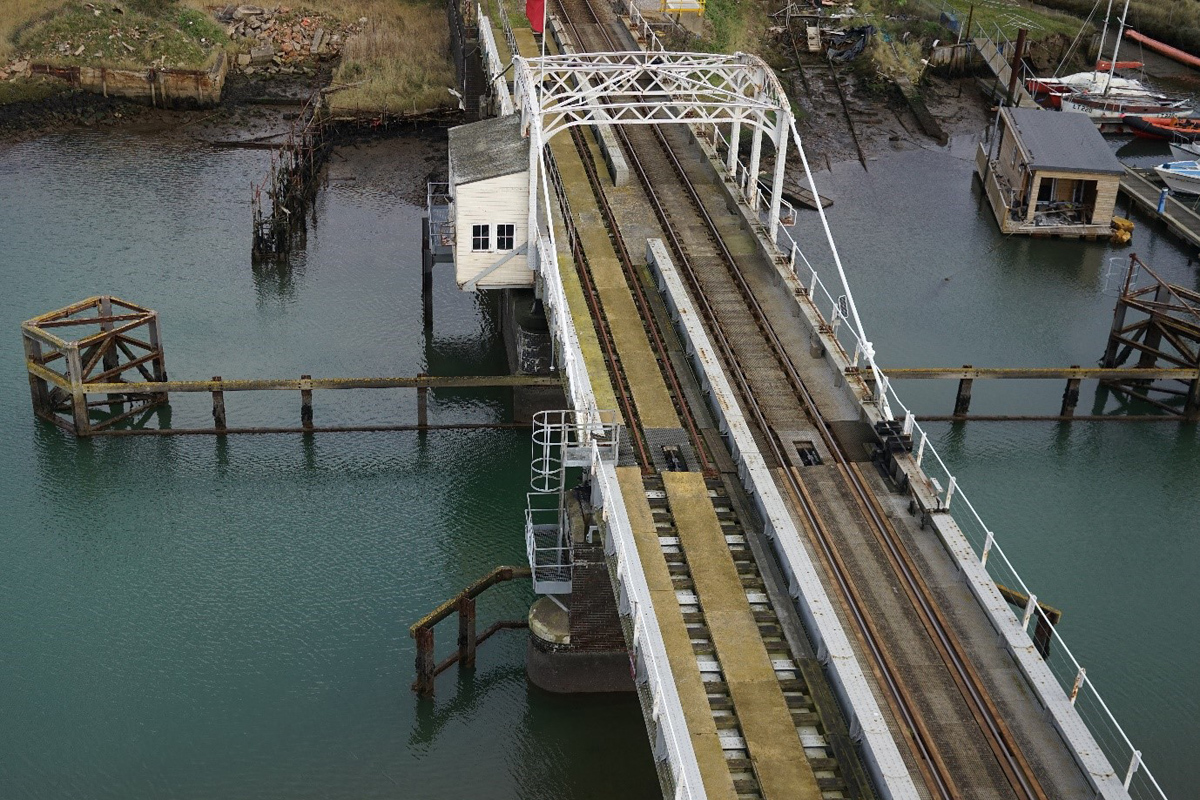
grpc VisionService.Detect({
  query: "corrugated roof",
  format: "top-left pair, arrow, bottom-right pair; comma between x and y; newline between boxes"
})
1003,107 -> 1124,176
449,114 -> 527,185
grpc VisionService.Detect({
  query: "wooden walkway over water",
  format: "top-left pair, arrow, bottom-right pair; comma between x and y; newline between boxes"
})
1120,166 -> 1200,251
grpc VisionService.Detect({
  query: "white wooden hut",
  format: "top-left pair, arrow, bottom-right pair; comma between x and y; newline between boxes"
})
448,114 -> 532,290
975,107 -> 1123,238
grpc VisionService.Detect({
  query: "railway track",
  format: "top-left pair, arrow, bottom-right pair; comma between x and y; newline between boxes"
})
542,3 -> 1053,799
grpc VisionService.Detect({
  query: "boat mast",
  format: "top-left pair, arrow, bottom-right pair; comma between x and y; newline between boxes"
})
1092,0 -> 1115,82
1103,0 -> 1131,96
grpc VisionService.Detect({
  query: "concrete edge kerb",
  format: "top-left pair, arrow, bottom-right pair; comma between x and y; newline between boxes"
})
646,238 -> 920,800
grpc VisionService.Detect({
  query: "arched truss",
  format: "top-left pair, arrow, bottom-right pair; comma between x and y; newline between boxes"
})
514,49 -> 884,416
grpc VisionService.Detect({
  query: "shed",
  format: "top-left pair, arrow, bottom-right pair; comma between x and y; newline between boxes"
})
448,114 -> 532,290
975,107 -> 1124,238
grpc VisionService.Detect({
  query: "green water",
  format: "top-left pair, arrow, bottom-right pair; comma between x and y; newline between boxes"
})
0,130 -> 657,799
793,135 -> 1199,795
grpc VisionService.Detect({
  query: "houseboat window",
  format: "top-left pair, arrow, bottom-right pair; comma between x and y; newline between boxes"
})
496,223 -> 515,251
1038,179 -> 1055,202
472,224 -> 490,251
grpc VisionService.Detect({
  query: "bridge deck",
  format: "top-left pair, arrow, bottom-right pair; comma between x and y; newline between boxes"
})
662,471 -> 821,800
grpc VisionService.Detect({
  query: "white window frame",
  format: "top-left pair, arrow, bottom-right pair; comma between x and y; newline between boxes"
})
496,223 -> 515,251
472,224 -> 490,252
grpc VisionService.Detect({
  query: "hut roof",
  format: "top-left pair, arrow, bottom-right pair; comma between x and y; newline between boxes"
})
1003,107 -> 1124,176
449,114 -> 527,186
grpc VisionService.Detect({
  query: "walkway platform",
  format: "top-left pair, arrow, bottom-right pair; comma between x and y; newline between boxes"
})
1120,165 -> 1200,250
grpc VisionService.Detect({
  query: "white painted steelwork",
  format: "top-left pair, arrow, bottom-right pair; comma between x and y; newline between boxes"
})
645,240 -> 920,800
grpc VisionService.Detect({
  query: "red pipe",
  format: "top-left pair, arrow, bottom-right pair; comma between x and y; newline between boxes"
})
1124,28 -> 1200,70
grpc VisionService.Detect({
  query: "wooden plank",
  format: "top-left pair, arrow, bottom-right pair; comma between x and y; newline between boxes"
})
73,374 -> 562,394
886,366 -> 1199,380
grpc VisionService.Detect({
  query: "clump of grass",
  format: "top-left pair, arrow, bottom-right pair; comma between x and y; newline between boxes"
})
10,0 -> 227,70
698,0 -> 769,54
323,0 -> 455,116
1,0 -> 69,61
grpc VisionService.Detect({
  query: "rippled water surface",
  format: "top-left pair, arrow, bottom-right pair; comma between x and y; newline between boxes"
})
794,136 -> 1199,795
0,130 -> 657,800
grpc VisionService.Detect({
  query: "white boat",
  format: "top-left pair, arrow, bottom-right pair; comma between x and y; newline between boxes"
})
1170,141 -> 1200,160
1154,161 -> 1200,195
1055,0 -> 1192,124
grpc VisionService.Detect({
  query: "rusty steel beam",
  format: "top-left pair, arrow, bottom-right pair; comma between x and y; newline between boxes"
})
90,423 -> 533,437
886,367 -> 1200,380
72,374 -> 561,394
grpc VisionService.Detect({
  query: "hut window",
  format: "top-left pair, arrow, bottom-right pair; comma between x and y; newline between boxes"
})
472,224 -> 490,251
496,224 -> 515,251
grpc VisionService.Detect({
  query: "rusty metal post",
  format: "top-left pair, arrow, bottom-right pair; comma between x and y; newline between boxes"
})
65,343 -> 90,436
457,594 -> 477,668
1060,366 -> 1081,417
953,366 -> 973,417
1007,28 -> 1027,106
414,627 -> 435,695
300,374 -> 313,430
211,376 -> 227,431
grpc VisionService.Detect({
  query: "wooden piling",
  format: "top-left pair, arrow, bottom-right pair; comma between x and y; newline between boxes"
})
414,627 -> 435,695
457,595 -> 477,668
300,374 -> 313,430
953,365 -> 973,417
1007,28 -> 1028,106
417,373 -> 429,428
211,376 -> 227,431
1060,366 -> 1081,417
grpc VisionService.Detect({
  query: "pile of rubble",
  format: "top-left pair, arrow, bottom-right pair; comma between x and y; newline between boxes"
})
0,60 -> 32,82
220,4 -> 361,76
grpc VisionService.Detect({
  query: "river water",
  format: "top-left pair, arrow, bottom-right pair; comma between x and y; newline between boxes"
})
792,134 -> 1199,796
0,123 -> 1194,798
0,130 -> 657,800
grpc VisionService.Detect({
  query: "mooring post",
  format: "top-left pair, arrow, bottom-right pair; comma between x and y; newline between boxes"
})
65,343 -> 91,436
23,334 -> 49,417
1060,366 -> 1081,417
1186,376 -> 1200,421
414,627 -> 435,696
1102,257 -> 1135,368
953,365 -> 973,417
417,373 -> 429,429
1006,29 -> 1028,106
457,594 -> 477,668
147,310 -> 168,404
211,376 -> 227,431
300,374 -> 313,430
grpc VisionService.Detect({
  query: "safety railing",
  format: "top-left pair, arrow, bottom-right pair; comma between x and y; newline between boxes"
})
532,408 -> 620,492
591,440 -> 704,799
618,0 -> 666,52
713,96 -> 1169,800
425,181 -> 454,250
525,491 -> 573,594
495,0 -> 521,67
477,10 -> 517,116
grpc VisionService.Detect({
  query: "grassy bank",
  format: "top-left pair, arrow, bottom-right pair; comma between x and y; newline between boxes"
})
6,0 -> 226,70
1033,0 -> 1200,58
323,0 -> 455,116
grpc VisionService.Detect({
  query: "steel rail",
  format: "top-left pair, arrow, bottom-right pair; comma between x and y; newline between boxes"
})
630,84 -> 1047,800
565,124 -> 715,476
544,7 -> 1048,798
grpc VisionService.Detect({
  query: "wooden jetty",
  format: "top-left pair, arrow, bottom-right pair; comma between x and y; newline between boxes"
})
1119,166 -> 1200,251
22,295 -> 558,437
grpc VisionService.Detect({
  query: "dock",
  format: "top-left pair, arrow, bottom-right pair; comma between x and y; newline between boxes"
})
1119,165 -> 1200,250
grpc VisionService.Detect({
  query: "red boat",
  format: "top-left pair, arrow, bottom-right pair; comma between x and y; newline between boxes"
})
1124,115 -> 1200,141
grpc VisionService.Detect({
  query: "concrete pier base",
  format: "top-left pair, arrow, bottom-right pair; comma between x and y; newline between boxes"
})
526,598 -> 634,693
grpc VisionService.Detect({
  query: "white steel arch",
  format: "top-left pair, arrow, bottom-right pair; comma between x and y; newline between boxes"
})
514,49 -> 886,415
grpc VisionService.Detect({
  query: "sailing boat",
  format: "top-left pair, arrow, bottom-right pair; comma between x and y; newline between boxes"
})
1026,0 -> 1151,107
1059,0 -> 1193,126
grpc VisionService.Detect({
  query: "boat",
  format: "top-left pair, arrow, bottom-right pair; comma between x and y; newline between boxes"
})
1055,0 -> 1192,125
1123,115 -> 1200,141
1028,71 -> 1154,109
1062,93 -> 1192,126
1153,161 -> 1200,195
1169,141 -> 1200,160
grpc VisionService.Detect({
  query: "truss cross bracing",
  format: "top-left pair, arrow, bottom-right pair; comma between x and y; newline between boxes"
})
513,49 -> 884,409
